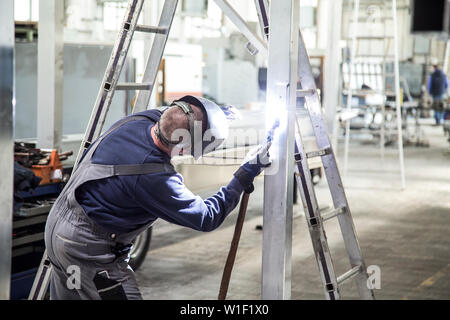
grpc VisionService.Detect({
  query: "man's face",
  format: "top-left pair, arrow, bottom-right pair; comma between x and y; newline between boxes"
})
166,103 -> 206,158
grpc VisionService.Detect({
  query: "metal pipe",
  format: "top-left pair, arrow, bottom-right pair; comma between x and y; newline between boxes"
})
218,192 -> 251,300
37,0 -> 64,151
392,0 -> 406,189
0,0 -> 14,300
261,0 -> 298,300
343,0 -> 360,180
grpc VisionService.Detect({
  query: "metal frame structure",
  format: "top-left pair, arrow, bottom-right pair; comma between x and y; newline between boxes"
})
37,0 -> 64,151
342,0 -> 405,189
29,0 -> 275,300
30,0 -> 374,300
257,0 -> 374,300
261,0 -> 298,300
0,0 -> 14,300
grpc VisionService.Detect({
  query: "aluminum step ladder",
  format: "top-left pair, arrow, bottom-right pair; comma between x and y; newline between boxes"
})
255,0 -> 375,300
342,0 -> 405,188
28,0 -> 179,300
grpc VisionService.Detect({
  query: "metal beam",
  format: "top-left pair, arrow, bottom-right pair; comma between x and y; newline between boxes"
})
343,0 -> 359,179
261,0 -> 298,300
0,0 -> 14,300
320,0 -> 343,152
212,0 -> 267,57
392,0 -> 406,189
37,0 -> 64,150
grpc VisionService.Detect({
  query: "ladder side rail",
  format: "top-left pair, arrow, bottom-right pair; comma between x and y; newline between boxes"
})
293,121 -> 340,300
74,0 -> 145,167
297,30 -> 375,300
133,0 -> 179,112
253,0 -> 270,39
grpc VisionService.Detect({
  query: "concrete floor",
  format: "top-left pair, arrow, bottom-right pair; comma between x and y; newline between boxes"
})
135,121 -> 450,300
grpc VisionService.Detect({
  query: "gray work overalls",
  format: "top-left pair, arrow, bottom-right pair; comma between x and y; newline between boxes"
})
44,114 -> 174,300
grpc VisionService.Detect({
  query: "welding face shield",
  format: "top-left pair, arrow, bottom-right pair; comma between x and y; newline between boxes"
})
156,95 -> 236,159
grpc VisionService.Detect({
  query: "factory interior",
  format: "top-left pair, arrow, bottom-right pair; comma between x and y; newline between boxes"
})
1,0 -> 450,304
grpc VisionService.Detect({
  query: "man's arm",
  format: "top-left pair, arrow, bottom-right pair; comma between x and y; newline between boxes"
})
133,173 -> 245,232
427,75 -> 432,93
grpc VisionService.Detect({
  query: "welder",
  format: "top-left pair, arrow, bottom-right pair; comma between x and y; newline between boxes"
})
44,95 -> 275,300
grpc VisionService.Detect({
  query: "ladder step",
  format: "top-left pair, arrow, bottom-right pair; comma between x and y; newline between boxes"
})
337,265 -> 363,285
115,82 -> 151,90
321,206 -> 345,222
355,54 -> 395,58
346,36 -> 394,40
135,25 -> 168,34
296,89 -> 317,97
295,147 -> 332,162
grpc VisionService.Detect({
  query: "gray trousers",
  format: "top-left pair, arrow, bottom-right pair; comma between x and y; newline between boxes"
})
44,205 -> 143,300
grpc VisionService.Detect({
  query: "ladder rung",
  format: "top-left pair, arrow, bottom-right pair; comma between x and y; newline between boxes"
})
135,25 -> 168,34
296,89 -> 316,97
306,147 -> 331,159
115,82 -> 151,90
355,54 -> 395,58
294,147 -> 331,162
337,265 -> 362,285
346,36 -> 394,41
321,207 -> 345,222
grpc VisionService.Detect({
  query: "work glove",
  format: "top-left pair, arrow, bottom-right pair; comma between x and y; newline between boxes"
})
219,105 -> 242,121
233,120 -> 279,193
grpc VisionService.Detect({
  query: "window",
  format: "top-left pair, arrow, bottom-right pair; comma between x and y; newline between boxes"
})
15,0 -> 39,21
103,1 -> 128,31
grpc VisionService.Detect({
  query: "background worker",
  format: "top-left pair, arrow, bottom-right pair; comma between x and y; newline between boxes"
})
427,64 -> 448,125
44,95 -> 274,300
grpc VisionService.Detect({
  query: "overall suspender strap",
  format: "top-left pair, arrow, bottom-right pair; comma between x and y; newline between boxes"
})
112,163 -> 174,176
78,114 -> 175,177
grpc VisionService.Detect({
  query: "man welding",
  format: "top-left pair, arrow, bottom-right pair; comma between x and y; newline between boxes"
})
44,95 -> 275,300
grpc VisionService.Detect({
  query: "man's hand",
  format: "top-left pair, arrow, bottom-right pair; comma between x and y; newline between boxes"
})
233,120 -> 279,193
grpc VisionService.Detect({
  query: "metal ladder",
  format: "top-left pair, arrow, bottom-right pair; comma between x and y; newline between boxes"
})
28,0 -> 179,300
342,0 -> 405,188
255,0 -> 375,300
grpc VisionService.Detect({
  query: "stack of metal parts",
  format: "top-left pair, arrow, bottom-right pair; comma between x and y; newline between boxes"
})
14,142 -> 72,167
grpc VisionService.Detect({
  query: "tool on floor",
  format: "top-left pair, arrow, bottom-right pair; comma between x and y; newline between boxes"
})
218,120 -> 278,300
218,190 -> 251,300
254,0 -> 375,300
